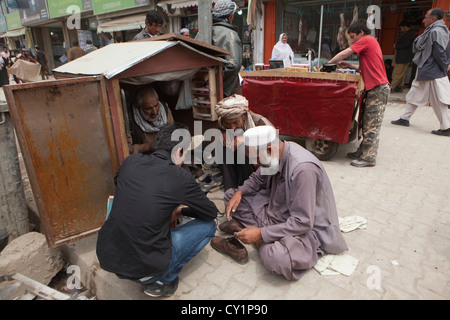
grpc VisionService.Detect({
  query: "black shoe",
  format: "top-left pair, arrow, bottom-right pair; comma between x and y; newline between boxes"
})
350,158 -> 376,167
391,119 -> 410,127
431,128 -> 450,137
144,277 -> 179,297
346,151 -> 362,160
199,174 -> 223,193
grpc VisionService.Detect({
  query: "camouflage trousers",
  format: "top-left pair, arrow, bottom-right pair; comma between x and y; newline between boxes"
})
357,83 -> 390,162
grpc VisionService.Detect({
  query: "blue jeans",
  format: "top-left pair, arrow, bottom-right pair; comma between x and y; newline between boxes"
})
138,219 -> 216,285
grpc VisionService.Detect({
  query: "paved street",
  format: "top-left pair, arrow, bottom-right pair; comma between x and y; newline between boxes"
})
166,101 -> 450,300
2,83 -> 449,300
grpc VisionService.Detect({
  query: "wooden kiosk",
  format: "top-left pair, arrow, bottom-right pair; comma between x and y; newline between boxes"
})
3,35 -> 229,247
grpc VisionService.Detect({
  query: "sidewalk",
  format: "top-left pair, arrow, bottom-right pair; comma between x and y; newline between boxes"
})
2,84 -> 449,300
62,98 -> 449,300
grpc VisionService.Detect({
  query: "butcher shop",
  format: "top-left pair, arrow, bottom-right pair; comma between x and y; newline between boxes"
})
261,0 -> 448,68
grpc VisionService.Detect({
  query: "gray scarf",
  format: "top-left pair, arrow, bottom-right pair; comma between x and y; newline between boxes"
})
133,102 -> 168,133
412,20 -> 449,68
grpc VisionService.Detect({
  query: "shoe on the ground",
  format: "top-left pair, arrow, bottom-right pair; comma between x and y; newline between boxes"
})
431,128 -> 450,136
210,236 -> 248,264
199,174 -> 223,193
346,151 -> 362,160
219,220 -> 244,234
391,118 -> 410,127
351,158 -> 376,168
144,277 -> 179,297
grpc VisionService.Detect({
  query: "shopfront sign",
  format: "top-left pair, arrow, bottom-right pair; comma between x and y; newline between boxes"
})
0,16 -> 7,34
47,0 -> 93,19
92,0 -> 148,15
6,10 -> 22,30
20,0 -> 49,25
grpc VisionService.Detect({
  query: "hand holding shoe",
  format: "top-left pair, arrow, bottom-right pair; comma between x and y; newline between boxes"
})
235,227 -> 263,246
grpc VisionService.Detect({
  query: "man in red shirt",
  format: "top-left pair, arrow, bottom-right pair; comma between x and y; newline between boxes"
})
327,19 -> 390,167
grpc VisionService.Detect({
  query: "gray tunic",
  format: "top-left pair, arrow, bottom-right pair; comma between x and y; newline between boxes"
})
225,141 -> 348,280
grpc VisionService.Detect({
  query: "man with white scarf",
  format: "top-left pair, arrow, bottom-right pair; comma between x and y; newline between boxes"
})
128,86 -> 174,154
215,94 -> 273,191
391,8 -> 450,137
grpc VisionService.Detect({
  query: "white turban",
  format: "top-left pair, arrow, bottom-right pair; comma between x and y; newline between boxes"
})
215,94 -> 255,129
244,126 -> 277,147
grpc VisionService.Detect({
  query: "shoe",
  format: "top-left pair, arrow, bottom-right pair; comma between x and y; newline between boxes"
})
346,151 -> 362,160
431,128 -> 450,136
144,277 -> 179,297
351,158 -> 376,167
391,119 -> 410,127
199,174 -> 223,193
219,220 -> 244,234
210,236 -> 248,264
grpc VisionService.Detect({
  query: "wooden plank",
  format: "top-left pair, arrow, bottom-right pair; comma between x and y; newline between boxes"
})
145,33 -> 230,56
12,273 -> 70,300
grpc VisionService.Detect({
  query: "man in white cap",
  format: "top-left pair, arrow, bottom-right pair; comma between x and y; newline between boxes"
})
210,126 -> 348,280
210,0 -> 242,97
215,94 -> 273,191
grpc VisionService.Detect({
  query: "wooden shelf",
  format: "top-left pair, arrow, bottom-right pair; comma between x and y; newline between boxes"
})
191,68 -> 218,121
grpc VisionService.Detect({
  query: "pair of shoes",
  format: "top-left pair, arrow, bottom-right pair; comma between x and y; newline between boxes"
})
346,151 -> 362,160
199,174 -> 223,193
219,220 -> 244,234
431,128 -> 450,136
144,277 -> 179,297
351,159 -> 376,167
391,118 -> 410,127
210,236 -> 248,264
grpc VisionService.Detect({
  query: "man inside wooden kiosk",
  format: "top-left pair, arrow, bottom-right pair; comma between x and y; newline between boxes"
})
128,86 -> 174,154
214,94 -> 273,191
97,123 -> 218,297
211,126 -> 348,280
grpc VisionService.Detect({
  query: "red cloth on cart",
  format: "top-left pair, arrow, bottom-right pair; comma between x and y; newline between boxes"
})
241,76 -> 358,144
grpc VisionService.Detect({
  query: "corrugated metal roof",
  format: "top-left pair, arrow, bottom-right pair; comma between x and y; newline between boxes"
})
53,40 -> 227,79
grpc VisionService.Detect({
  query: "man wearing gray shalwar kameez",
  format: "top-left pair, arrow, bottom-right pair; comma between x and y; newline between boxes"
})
215,126 -> 348,280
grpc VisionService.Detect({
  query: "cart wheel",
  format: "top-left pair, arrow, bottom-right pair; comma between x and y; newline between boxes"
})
305,138 -> 338,161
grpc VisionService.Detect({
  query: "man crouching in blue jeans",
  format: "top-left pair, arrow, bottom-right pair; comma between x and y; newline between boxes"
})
96,123 -> 217,297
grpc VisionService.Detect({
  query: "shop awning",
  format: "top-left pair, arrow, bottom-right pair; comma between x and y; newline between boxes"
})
157,0 -> 217,9
0,28 -> 26,38
53,40 -> 228,79
97,14 -> 146,33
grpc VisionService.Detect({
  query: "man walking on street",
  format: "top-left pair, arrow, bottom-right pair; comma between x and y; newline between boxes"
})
391,8 -> 450,137
327,19 -> 390,167
391,21 -> 415,92
210,0 -> 242,97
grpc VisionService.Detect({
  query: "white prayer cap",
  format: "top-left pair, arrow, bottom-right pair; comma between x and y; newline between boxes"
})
244,126 -> 277,147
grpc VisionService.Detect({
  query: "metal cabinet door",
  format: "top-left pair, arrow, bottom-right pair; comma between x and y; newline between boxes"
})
4,76 -> 119,247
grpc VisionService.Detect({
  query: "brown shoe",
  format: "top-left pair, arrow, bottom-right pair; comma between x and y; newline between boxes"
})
210,236 -> 248,264
218,220 -> 244,234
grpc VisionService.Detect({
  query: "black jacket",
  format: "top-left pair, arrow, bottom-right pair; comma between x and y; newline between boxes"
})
395,29 -> 415,64
96,150 -> 217,278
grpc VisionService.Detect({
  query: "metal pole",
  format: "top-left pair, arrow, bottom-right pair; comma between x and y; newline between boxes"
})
197,0 -> 212,44
317,5 -> 324,69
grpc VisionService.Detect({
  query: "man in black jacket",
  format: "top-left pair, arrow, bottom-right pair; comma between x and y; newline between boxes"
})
391,21 -> 415,92
96,123 -> 218,297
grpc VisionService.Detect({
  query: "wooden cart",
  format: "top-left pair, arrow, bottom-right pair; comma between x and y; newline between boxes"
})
240,69 -> 364,160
